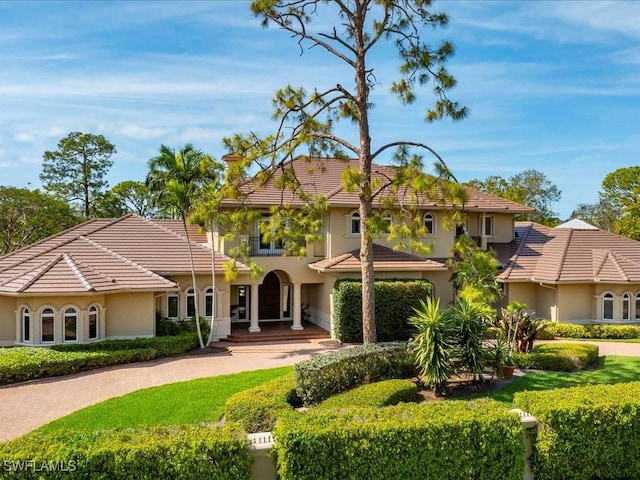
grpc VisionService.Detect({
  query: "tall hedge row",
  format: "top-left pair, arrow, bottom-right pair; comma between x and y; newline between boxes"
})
332,279 -> 432,343
294,342 -> 415,405
514,382 -> 640,480
273,399 -> 524,480
0,425 -> 251,480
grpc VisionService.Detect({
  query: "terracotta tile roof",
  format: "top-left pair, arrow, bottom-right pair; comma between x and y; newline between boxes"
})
224,156 -> 535,213
497,222 -> 640,284
0,215 -> 249,295
309,243 -> 448,273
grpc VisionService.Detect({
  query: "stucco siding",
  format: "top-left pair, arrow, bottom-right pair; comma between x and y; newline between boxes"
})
0,296 -> 15,344
507,283 -> 537,309
557,284 -> 594,322
105,292 -> 155,338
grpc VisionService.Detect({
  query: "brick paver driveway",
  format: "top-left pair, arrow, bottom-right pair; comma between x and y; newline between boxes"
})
0,339 -> 343,442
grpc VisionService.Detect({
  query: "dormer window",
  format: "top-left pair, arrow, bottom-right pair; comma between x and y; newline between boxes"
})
424,213 -> 435,236
350,212 -> 361,235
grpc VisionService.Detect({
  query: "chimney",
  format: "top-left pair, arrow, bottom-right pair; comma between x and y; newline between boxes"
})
222,153 -> 242,164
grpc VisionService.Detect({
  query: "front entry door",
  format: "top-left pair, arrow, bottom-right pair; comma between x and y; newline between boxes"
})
259,272 -> 281,319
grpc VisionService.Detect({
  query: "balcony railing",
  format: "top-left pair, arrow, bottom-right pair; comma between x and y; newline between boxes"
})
248,236 -> 304,257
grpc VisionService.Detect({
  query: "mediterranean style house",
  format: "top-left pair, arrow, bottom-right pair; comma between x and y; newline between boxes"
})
496,219 -> 640,324
1,156 -> 639,346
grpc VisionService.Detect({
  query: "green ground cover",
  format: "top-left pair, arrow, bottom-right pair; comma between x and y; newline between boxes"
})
489,355 -> 640,404
34,366 -> 291,435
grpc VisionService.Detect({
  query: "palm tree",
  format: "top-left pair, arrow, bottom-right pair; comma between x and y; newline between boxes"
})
146,144 -> 221,349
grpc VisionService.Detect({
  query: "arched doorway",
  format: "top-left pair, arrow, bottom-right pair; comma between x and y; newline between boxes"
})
259,271 -> 281,319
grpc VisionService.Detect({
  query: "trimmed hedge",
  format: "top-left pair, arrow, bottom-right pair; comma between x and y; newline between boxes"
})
332,279 -> 432,343
546,322 -> 640,339
52,332 -> 199,357
0,348 -> 156,386
514,382 -> 640,480
273,399 -> 524,480
0,333 -> 199,385
512,342 -> 599,372
295,342 -> 415,406
318,379 -> 418,409
224,372 -> 299,433
0,424 -> 251,479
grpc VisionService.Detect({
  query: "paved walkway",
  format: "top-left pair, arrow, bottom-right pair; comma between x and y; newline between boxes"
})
538,339 -> 640,357
0,339 -> 344,442
1,339 -> 639,443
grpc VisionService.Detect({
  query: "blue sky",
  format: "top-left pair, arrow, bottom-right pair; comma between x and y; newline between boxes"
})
0,1 -> 638,219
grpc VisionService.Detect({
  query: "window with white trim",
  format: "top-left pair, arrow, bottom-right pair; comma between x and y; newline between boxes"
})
424,213 -> 435,236
64,308 -> 78,342
636,293 -> 640,321
22,307 -> 31,343
88,306 -> 99,340
483,216 -> 494,237
602,293 -> 614,321
167,294 -> 179,319
205,288 -> 215,318
186,288 -> 196,318
41,308 -> 55,343
350,212 -> 361,235
623,293 -> 631,321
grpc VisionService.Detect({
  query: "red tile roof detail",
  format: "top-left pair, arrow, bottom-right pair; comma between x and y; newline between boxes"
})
0,214 -> 249,295
223,157 -> 535,213
309,243 -> 448,273
498,222 -> 640,284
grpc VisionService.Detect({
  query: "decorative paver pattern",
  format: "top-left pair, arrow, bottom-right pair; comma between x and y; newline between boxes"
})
0,339 -> 343,442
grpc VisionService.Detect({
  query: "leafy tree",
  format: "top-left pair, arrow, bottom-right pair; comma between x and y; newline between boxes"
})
40,132 -> 117,217
600,166 -> 640,240
0,187 -> 79,255
223,0 -> 467,343
449,234 -> 502,306
146,144 -> 222,349
467,169 -> 561,226
570,198 -> 619,232
93,181 -> 159,218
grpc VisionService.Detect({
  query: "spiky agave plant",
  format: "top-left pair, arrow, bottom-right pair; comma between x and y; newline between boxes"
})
409,298 -> 455,395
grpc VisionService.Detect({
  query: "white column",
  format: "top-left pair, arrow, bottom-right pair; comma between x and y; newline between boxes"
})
291,283 -> 303,330
249,284 -> 261,332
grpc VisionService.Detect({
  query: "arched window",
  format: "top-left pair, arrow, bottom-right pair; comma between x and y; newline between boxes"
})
41,308 -> 55,343
186,288 -> 196,318
22,307 -> 31,343
623,293 -> 631,321
88,306 -> 99,340
205,288 -> 215,318
350,212 -> 361,235
602,293 -> 614,321
64,308 -> 78,342
636,293 -> 640,321
424,213 -> 435,236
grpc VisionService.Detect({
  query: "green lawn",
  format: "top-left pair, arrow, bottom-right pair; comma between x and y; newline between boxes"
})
35,366 -> 292,435
490,355 -> 640,404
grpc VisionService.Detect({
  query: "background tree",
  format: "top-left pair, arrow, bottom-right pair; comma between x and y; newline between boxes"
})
570,198 -> 619,232
0,187 -> 79,255
40,132 -> 116,217
146,144 -> 222,349
224,0 -> 468,344
466,169 -> 561,226
93,181 -> 158,218
600,166 -> 640,240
